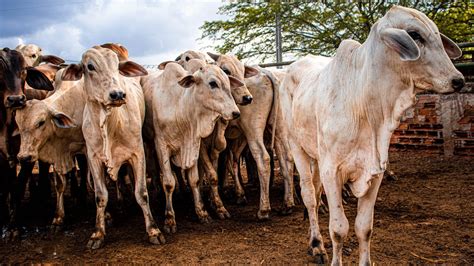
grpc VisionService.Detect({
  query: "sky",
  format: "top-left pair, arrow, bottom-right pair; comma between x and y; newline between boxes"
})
0,0 -> 227,65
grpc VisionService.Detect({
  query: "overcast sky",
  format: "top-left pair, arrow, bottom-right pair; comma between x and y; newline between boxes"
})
0,0 -> 226,64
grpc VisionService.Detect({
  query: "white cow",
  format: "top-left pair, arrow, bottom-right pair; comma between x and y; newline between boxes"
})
15,44 -> 64,67
62,46 -> 164,249
279,6 -> 464,265
141,61 -> 242,233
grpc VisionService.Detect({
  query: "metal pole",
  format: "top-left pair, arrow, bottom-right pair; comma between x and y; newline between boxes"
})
275,12 -> 282,69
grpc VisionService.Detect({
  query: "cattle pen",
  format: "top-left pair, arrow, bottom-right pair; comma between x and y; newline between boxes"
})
1,41 -> 473,264
1,1 -> 474,261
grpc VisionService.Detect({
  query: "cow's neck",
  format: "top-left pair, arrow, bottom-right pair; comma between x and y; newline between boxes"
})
349,33 -> 416,172
179,88 -> 220,139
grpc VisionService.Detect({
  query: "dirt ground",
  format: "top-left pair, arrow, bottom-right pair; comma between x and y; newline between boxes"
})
0,151 -> 473,264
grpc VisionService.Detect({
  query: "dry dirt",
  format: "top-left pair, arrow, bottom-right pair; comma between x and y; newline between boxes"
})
0,151 -> 473,264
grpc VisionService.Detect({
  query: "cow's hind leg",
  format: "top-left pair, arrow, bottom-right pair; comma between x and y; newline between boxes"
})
130,155 -> 165,245
274,138 -> 295,215
50,172 -> 66,233
247,139 -> 271,220
290,142 -> 328,264
355,174 -> 382,266
187,164 -> 210,223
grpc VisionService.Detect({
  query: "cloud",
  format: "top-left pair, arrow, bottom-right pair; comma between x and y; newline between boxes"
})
0,0 -> 225,64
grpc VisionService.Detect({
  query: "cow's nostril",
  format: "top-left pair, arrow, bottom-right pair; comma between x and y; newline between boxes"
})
242,95 -> 253,104
232,111 -> 240,119
451,78 -> 465,92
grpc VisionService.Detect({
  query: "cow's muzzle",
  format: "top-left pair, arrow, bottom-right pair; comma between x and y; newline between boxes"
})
241,95 -> 253,105
5,95 -> 26,108
108,90 -> 126,106
18,154 -> 33,164
451,78 -> 465,92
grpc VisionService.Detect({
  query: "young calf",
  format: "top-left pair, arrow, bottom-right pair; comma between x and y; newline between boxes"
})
15,72 -> 85,232
62,46 -> 164,249
141,62 -> 242,233
279,6 -> 464,265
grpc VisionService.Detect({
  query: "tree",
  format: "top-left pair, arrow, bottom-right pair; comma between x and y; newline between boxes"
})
200,1 -> 473,63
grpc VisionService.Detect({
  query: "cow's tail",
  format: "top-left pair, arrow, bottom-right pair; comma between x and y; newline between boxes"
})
258,67 -> 280,151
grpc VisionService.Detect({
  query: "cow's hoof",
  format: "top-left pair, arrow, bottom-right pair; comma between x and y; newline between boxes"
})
163,219 -> 177,234
3,228 -> 20,242
307,248 -> 328,264
148,233 -> 166,245
216,207 -> 231,220
257,209 -> 270,221
236,195 -> 247,205
87,238 -> 104,250
50,224 -> 63,234
198,213 -> 212,224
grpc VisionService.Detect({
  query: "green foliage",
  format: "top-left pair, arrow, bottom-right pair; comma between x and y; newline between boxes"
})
200,1 -> 474,62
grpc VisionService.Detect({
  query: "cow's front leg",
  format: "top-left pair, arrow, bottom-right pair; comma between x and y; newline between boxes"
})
200,147 -> 230,219
355,174 -> 382,266
130,154 -> 165,245
51,172 -> 66,233
187,164 -> 210,223
86,158 -> 108,250
290,142 -> 328,264
156,144 -> 177,234
320,161 -> 349,266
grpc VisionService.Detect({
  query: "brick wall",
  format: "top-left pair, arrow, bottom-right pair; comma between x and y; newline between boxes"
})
390,93 -> 474,156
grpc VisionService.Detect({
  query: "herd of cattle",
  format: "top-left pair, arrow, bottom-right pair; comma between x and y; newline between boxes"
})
0,6 -> 466,265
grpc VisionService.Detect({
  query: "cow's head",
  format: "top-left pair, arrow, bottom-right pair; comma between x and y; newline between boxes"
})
176,64 -> 242,121
207,52 -> 257,105
15,44 -> 64,67
15,99 -> 76,163
61,47 -> 147,107
377,5 -> 464,93
0,48 -> 54,109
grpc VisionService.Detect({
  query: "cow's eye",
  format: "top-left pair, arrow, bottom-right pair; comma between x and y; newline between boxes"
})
87,63 -> 95,71
209,81 -> 218,89
222,68 -> 231,75
407,31 -> 424,43
37,120 -> 45,128
185,56 -> 190,62
32,54 -> 37,59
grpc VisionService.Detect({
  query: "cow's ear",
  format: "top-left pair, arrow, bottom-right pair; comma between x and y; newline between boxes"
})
158,61 -> 175,70
381,28 -> 420,61
440,33 -> 462,59
100,43 -> 129,61
119,61 -> 148,77
228,75 -> 244,89
178,75 -> 196,88
244,66 -> 259,78
40,55 -> 65,65
61,63 -> 83,81
51,111 -> 76,129
207,52 -> 220,61
26,67 -> 54,91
